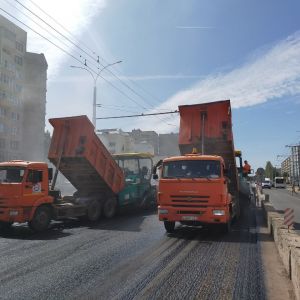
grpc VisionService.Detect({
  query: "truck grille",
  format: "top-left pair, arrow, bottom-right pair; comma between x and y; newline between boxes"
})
170,195 -> 209,207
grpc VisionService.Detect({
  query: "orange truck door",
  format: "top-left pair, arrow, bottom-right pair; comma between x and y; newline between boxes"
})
23,169 -> 47,217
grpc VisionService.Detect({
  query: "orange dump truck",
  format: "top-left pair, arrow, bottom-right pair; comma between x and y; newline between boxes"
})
154,100 -> 240,233
0,116 -> 125,232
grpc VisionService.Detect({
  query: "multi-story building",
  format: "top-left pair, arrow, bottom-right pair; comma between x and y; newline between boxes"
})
290,145 -> 300,184
130,129 -> 159,155
0,15 -> 47,162
281,157 -> 291,178
98,129 -> 134,154
22,52 -> 47,161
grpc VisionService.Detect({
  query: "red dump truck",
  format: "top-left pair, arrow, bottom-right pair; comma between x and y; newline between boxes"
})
0,116 -> 125,232
154,100 -> 241,233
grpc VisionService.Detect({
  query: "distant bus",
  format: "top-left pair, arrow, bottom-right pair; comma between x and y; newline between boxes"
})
274,177 -> 286,188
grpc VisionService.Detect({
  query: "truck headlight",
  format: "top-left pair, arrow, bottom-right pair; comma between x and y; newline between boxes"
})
9,210 -> 19,216
158,209 -> 169,214
213,210 -> 225,216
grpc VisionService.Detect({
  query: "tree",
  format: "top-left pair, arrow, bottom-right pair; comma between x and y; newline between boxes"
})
256,167 -> 265,183
265,161 -> 274,179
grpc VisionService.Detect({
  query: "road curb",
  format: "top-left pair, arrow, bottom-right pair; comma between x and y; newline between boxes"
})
261,199 -> 300,300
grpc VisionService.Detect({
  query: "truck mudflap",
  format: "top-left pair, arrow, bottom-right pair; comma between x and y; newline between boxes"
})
158,205 -> 231,224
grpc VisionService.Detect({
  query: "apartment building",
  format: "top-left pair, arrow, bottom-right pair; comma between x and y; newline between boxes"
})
0,15 -> 47,162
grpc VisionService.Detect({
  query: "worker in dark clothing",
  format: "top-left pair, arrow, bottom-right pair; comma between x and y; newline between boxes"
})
243,160 -> 251,177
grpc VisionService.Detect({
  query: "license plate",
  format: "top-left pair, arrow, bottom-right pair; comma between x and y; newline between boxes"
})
181,216 -> 197,221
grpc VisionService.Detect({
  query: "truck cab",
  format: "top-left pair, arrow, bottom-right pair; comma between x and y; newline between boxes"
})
156,154 -> 235,233
0,161 -> 53,228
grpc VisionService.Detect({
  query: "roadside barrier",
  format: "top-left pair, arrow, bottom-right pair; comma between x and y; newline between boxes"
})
284,208 -> 294,229
261,200 -> 300,300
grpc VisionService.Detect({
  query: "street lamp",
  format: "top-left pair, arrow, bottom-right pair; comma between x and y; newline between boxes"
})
70,60 -> 122,128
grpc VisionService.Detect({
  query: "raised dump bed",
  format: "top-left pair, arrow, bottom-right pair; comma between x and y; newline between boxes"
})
48,115 -> 125,197
178,100 -> 238,194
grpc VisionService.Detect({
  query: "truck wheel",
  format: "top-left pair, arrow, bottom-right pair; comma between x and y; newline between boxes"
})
219,221 -> 231,234
0,221 -> 13,230
87,199 -> 101,221
164,221 -> 175,233
28,206 -> 51,232
103,198 -> 117,218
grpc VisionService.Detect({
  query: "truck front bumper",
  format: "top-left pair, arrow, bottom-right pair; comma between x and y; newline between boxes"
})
158,205 -> 230,224
0,207 -> 31,223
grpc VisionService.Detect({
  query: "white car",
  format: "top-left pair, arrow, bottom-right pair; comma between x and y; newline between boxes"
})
262,180 -> 272,189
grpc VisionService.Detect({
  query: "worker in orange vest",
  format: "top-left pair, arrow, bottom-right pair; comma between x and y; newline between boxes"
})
243,160 -> 251,177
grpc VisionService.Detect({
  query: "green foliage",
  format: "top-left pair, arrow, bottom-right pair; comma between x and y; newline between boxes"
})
256,167 -> 265,183
265,161 -> 274,179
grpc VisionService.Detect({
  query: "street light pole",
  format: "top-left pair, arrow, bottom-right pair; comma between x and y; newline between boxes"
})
70,60 -> 122,128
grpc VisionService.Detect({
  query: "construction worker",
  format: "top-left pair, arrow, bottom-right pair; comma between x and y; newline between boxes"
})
243,160 -> 251,177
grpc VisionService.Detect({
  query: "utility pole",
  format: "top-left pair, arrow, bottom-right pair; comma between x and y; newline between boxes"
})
70,60 -> 122,128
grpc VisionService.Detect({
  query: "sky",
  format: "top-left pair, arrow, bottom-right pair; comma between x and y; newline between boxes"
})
1,0 -> 300,171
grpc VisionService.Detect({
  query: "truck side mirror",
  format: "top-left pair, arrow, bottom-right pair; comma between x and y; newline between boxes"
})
153,174 -> 158,180
48,168 -> 53,181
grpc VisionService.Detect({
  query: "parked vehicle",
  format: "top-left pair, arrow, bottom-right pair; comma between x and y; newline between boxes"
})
0,116 -> 155,232
274,177 -> 286,188
153,100 -> 243,233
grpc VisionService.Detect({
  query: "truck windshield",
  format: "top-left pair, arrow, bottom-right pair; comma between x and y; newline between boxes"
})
275,178 -> 284,184
0,167 -> 25,183
162,160 -> 221,179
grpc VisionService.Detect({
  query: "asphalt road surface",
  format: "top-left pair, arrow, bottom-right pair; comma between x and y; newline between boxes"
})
0,200 -> 265,300
265,187 -> 300,233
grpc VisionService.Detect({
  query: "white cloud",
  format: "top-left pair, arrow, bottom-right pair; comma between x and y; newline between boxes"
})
130,31 -> 300,133
3,0 -> 107,78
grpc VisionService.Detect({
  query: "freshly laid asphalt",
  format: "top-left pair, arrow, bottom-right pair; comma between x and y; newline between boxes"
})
0,199 -> 265,300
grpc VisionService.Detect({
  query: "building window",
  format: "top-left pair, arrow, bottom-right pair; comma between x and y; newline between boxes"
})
0,73 -> 10,85
0,107 -> 6,117
14,55 -> 23,66
10,141 -> 19,150
11,127 -> 18,135
15,84 -> 22,93
0,123 -> 5,133
0,90 -> 6,100
0,139 -> 5,149
16,41 -> 24,52
11,112 -> 19,120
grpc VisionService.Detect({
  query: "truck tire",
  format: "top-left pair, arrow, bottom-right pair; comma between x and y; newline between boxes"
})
103,198 -> 117,218
86,199 -> 101,221
164,221 -> 175,233
28,206 -> 51,232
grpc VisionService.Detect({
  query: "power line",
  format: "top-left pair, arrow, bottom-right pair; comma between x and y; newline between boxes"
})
13,0 -> 100,66
3,0 -> 86,61
26,0 -> 100,57
5,1 -> 178,129
0,7 -> 84,65
97,110 -> 179,119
